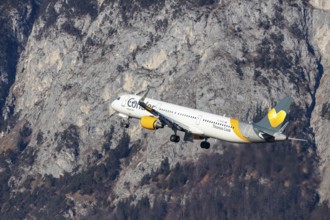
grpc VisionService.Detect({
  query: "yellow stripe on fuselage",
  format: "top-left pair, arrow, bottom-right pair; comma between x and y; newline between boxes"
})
230,118 -> 250,143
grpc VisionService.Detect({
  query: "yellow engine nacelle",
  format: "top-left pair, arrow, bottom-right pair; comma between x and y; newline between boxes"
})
140,116 -> 163,130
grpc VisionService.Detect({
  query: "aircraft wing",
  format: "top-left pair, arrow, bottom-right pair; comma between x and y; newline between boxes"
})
138,90 -> 204,135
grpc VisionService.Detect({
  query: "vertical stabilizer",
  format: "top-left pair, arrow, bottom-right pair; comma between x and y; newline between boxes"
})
254,96 -> 293,135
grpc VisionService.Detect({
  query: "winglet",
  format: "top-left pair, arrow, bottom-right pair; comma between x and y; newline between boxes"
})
139,88 -> 154,112
140,88 -> 150,103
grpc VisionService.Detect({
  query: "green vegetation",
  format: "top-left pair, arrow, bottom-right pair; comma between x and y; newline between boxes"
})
56,124 -> 80,157
1,121 -> 329,219
114,142 -> 330,220
0,129 -> 131,218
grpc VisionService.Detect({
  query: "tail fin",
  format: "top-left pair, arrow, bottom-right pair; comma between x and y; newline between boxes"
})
254,96 -> 293,135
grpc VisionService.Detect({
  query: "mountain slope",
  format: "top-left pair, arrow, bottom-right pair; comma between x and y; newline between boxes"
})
0,0 -> 330,219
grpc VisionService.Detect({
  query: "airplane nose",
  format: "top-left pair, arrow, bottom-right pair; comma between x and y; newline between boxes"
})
111,100 -> 119,111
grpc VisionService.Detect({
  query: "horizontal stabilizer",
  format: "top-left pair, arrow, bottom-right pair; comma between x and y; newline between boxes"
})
288,137 -> 308,142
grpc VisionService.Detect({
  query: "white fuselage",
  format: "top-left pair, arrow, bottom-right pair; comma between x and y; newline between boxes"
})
111,94 -> 263,143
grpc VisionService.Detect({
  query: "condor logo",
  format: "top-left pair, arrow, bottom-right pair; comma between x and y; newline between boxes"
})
127,98 -> 155,110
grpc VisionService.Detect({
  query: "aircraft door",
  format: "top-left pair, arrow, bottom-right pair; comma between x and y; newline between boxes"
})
196,115 -> 202,125
121,97 -> 127,107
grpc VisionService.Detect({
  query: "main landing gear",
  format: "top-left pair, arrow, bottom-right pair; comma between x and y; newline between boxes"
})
200,140 -> 210,149
170,134 -> 180,143
170,129 -> 180,143
170,134 -> 210,149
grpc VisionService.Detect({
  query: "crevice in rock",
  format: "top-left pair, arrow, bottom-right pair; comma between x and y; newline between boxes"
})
301,7 -> 324,127
307,59 -> 324,121
0,1 -> 42,132
306,58 -> 324,152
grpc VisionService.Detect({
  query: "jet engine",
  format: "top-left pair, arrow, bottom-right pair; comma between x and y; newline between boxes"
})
140,116 -> 163,130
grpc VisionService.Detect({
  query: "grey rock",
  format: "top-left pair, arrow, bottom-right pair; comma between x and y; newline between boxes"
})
309,1 -> 330,202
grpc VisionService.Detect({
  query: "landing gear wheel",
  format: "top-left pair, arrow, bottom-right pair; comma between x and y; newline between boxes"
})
170,135 -> 180,143
122,116 -> 131,128
200,141 -> 210,149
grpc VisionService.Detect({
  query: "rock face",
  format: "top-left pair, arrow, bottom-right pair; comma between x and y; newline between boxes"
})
0,0 -> 39,132
310,0 -> 330,10
309,1 -> 330,202
0,0 -> 330,218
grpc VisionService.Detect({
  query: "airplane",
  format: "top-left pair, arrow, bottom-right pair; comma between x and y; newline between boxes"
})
111,89 -> 304,149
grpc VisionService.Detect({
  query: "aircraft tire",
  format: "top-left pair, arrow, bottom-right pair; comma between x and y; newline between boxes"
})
201,141 -> 210,149
170,135 -> 180,143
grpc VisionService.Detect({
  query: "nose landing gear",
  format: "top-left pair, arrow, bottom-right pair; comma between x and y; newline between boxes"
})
122,116 -> 131,128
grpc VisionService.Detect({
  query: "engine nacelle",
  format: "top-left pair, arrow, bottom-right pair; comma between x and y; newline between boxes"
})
140,116 -> 163,130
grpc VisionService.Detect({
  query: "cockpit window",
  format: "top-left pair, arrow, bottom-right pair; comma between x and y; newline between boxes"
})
116,97 -> 121,100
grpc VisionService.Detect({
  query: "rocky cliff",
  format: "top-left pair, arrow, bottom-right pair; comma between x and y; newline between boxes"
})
0,0 -> 330,219
309,0 -> 330,202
